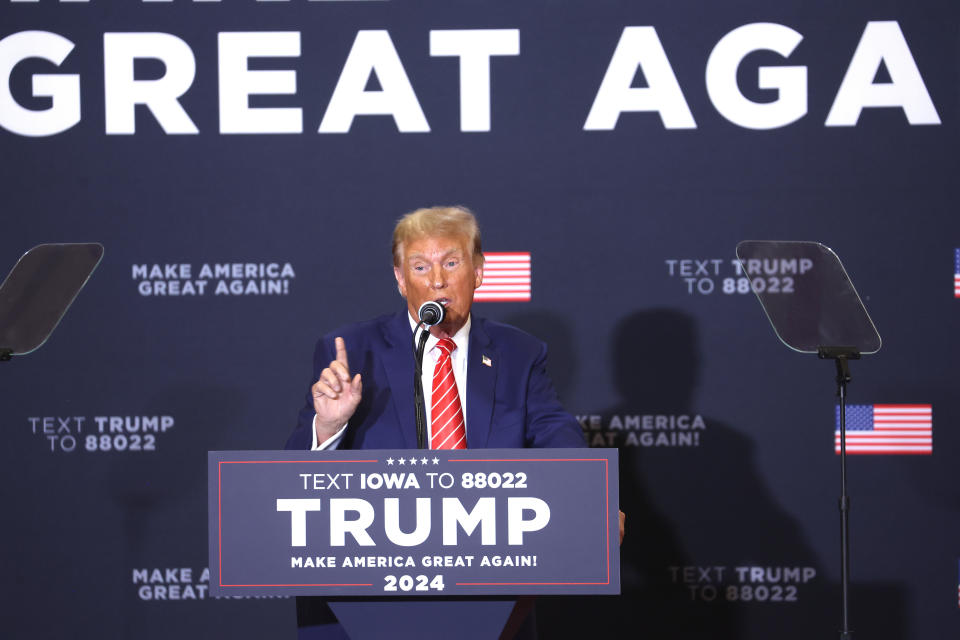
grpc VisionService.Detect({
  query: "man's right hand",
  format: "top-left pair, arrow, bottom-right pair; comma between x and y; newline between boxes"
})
312,336 -> 362,441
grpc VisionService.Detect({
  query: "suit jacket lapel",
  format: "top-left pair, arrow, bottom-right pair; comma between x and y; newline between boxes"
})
381,310 -> 419,449
466,317 -> 497,448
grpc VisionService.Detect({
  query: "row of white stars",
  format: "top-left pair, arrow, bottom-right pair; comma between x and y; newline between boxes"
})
386,457 -> 440,466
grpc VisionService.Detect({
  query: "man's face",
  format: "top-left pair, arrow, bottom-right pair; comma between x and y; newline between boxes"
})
394,234 -> 483,338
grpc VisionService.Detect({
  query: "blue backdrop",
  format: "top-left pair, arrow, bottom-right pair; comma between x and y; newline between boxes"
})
2,1 -> 958,638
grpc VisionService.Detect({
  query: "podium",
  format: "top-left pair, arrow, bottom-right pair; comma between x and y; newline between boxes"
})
209,448 -> 620,639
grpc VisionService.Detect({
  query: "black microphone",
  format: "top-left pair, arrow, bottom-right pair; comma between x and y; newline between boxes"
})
418,300 -> 446,327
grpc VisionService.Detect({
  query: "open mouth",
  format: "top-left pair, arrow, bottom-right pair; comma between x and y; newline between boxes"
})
434,298 -> 451,306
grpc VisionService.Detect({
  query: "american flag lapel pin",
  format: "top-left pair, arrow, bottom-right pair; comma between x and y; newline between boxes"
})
482,355 -> 492,367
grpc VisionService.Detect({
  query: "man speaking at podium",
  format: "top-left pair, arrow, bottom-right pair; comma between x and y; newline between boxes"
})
286,205 -> 586,453
285,206 -> 589,638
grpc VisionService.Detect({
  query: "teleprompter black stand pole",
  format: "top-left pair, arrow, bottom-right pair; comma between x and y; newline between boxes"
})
818,346 -> 860,640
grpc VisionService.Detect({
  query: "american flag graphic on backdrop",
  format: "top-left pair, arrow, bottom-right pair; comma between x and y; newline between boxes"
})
954,249 -> 960,297
834,404 -> 932,454
474,252 -> 531,302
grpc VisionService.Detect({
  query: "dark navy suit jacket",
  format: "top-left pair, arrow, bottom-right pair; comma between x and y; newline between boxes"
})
286,310 -> 585,451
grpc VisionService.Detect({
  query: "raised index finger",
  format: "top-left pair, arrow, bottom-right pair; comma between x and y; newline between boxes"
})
334,336 -> 350,371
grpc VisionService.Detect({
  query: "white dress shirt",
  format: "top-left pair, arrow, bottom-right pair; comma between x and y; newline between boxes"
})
311,314 -> 471,450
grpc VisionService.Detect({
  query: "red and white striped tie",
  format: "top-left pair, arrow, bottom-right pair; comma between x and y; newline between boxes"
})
430,338 -> 467,450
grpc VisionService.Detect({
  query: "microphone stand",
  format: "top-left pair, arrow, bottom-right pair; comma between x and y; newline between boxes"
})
413,323 -> 430,449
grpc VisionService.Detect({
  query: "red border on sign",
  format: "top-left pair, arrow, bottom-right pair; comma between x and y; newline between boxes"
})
447,457 -> 612,587
218,459 -> 379,588
216,456 -> 614,590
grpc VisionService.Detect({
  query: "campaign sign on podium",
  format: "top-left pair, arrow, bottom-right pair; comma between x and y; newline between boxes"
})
208,448 -> 619,597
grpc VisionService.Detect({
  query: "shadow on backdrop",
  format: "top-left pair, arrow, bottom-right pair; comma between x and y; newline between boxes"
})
517,309 -> 909,639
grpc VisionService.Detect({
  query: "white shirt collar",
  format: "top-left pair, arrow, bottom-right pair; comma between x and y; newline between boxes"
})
408,311 -> 471,356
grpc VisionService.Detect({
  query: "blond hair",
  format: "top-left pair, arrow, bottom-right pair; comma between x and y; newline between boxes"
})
392,206 -> 484,267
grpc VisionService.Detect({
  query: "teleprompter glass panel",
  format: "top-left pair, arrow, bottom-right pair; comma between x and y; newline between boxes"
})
736,241 -> 880,354
0,243 -> 104,355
